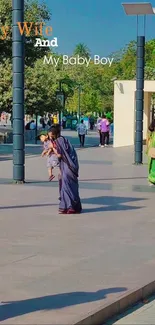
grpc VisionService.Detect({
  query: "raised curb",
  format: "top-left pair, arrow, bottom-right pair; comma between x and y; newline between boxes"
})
73,281 -> 155,325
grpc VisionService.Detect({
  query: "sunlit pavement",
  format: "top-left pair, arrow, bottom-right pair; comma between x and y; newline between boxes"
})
0,134 -> 154,324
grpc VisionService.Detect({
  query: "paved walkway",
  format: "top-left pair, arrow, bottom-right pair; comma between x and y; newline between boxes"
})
108,295 -> 155,324
0,133 -> 155,324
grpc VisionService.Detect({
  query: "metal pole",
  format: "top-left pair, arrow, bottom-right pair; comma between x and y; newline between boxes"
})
35,113 -> 38,144
152,104 -> 155,122
136,15 -> 138,37
59,80 -> 62,124
78,85 -> 81,123
12,0 -> 25,182
144,15 -> 146,37
135,35 -> 145,164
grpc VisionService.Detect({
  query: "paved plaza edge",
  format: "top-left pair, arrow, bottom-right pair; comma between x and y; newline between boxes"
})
74,281 -> 155,324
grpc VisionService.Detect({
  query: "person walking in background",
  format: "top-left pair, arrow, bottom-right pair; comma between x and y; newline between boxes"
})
47,114 -> 53,127
110,120 -> 114,138
89,116 -> 94,130
40,117 -> 46,129
77,119 -> 87,147
62,116 -> 67,129
100,114 -> 110,147
106,118 -> 110,143
29,120 -> 36,130
53,114 -> 58,124
97,116 -> 102,146
146,120 -> 155,186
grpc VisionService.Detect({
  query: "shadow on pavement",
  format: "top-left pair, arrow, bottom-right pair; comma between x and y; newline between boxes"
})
0,203 -> 56,210
82,196 -> 146,213
80,176 -> 147,181
0,196 -> 146,212
0,287 -> 127,321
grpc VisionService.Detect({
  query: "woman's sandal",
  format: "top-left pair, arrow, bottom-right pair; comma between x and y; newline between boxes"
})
49,175 -> 55,181
59,209 -> 67,214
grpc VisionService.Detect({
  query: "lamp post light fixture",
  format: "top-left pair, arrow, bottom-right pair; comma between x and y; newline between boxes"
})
76,84 -> 82,123
12,0 -> 25,182
122,2 -> 155,164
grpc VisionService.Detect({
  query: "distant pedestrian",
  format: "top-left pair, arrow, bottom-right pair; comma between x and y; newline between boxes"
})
47,117 -> 53,127
25,122 -> 30,130
97,116 -> 102,146
77,119 -> 87,147
89,116 -> 94,130
110,121 -> 114,137
53,114 -> 58,124
62,116 -> 67,129
100,114 -> 110,147
40,117 -> 46,129
29,120 -> 36,130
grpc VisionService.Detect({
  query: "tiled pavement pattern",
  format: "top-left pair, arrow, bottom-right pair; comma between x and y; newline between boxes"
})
0,132 -> 155,324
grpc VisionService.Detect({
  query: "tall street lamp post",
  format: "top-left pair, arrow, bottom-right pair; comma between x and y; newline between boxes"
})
122,2 -> 155,164
77,84 -> 82,123
72,81 -> 82,122
12,0 -> 25,182
56,80 -> 65,124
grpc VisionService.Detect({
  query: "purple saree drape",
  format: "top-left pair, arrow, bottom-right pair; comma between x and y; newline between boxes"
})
55,136 -> 82,213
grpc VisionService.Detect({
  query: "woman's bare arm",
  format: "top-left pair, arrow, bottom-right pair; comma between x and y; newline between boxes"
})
146,132 -> 150,149
49,143 -> 61,158
53,147 -> 61,158
41,149 -> 48,157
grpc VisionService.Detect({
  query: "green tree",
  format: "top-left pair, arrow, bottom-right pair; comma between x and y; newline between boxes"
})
0,59 -> 12,112
25,58 -> 61,115
0,0 -> 51,65
73,43 -> 90,59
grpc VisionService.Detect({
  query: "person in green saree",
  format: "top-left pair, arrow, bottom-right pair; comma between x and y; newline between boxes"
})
146,120 -> 155,186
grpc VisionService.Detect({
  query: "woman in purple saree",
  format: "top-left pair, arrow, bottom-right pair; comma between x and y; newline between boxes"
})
49,126 -> 82,214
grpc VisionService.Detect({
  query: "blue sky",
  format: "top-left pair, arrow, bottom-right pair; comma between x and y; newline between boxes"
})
42,0 -> 155,56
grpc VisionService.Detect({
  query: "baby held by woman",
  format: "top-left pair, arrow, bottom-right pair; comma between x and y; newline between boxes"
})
38,128 -> 59,181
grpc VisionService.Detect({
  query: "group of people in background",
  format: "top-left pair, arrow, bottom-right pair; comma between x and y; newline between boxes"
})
25,114 -> 59,130
76,115 -> 113,148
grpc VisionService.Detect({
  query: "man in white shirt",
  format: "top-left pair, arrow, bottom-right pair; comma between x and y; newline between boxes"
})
77,119 -> 87,147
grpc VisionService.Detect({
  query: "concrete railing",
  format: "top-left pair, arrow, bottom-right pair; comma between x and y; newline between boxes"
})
0,129 -> 43,144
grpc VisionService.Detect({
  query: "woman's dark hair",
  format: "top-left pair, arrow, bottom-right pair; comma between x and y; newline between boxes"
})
149,120 -> 155,132
102,113 -> 106,119
49,124 -> 61,138
81,119 -> 84,123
